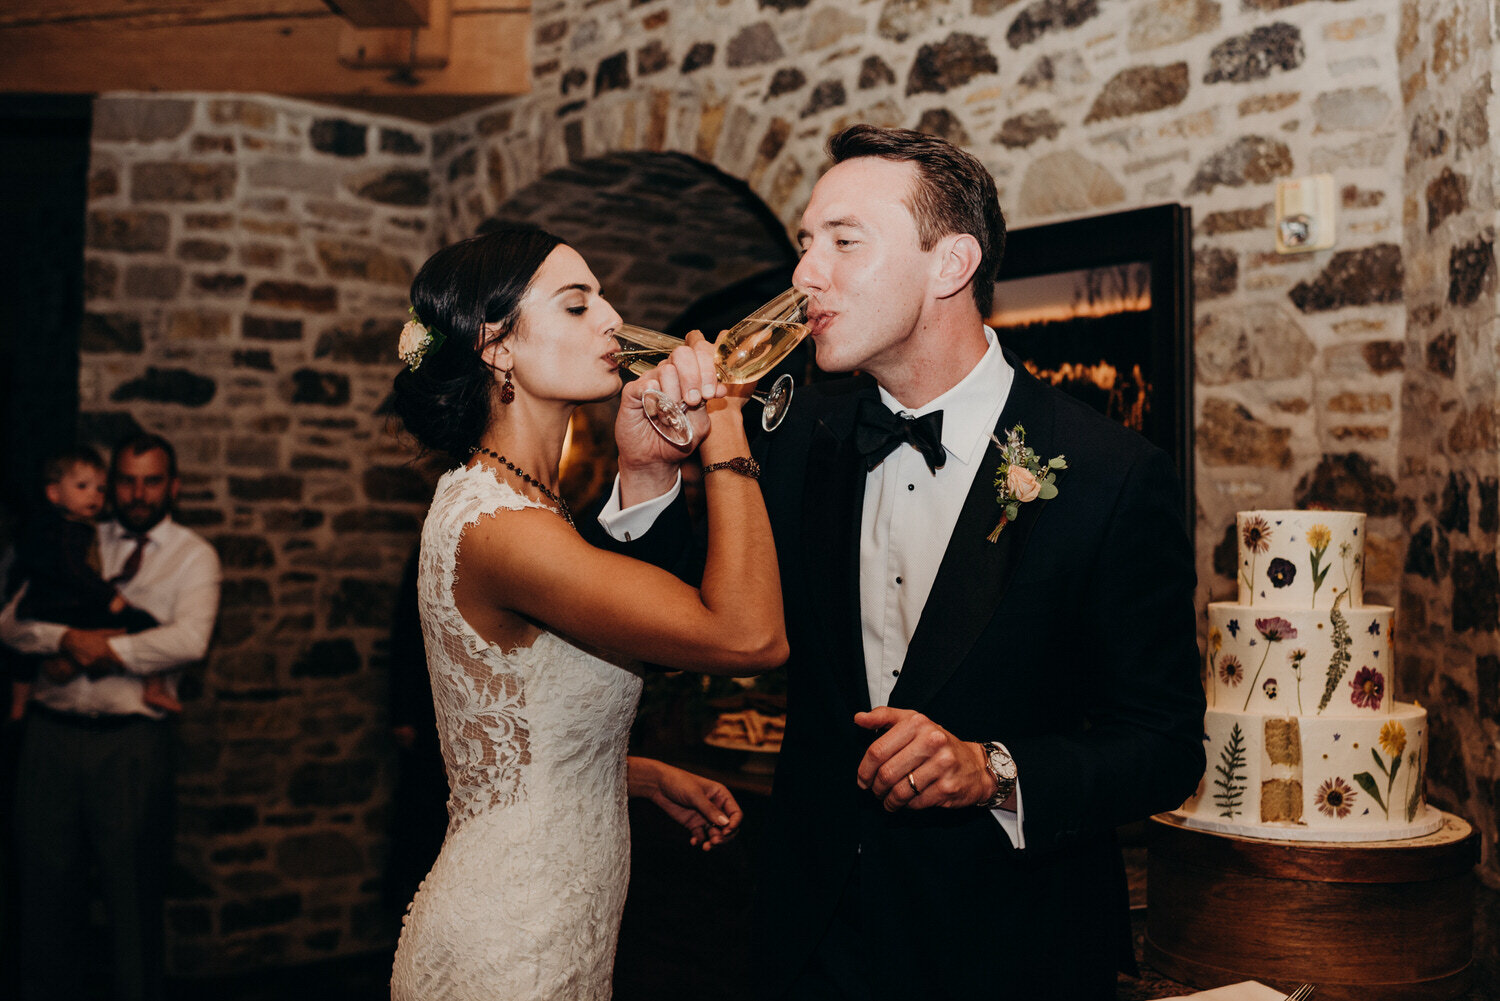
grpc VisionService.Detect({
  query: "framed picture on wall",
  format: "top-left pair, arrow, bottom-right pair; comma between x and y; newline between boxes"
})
990,203 -> 1194,535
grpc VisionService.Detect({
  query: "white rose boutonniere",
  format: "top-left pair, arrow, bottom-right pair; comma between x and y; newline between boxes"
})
988,424 -> 1065,542
398,306 -> 446,371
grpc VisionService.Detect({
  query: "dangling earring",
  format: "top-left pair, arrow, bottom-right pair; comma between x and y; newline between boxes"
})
500,369 -> 515,405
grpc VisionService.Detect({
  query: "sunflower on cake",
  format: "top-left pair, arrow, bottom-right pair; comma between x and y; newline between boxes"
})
1175,510 -> 1444,842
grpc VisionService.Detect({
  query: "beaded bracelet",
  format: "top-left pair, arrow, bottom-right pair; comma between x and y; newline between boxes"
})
701,456 -> 761,479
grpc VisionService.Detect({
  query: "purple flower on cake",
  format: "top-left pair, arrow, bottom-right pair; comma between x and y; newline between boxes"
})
1266,557 -> 1296,588
1288,649 -> 1307,712
1242,516 -> 1271,553
1244,618 -> 1296,710
1254,617 -> 1297,642
1226,619 -> 1240,638
1315,777 -> 1356,819
1262,677 -> 1278,699
1368,621 -> 1381,636
1218,655 -> 1244,687
1349,666 -> 1385,710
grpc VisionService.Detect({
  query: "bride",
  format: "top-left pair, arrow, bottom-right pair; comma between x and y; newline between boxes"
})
387,224 -> 787,1000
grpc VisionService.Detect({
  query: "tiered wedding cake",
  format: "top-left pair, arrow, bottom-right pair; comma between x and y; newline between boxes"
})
1176,510 -> 1443,842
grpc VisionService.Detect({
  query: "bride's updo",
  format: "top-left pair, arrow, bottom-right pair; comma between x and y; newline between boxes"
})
391,224 -> 564,459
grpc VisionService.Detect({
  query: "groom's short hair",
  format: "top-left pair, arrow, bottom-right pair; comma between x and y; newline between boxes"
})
827,124 -> 1006,317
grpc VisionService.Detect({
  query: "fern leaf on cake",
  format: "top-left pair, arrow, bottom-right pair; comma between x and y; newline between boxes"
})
1316,589 -> 1352,714
1406,746 -> 1423,822
1213,723 -> 1247,818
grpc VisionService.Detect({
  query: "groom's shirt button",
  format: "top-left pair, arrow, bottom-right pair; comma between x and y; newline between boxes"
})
895,576 -> 903,585
907,483 -> 915,491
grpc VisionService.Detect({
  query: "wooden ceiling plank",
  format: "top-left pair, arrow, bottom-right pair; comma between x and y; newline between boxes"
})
0,13 -> 529,96
1,1 -> 328,31
324,0 -> 429,30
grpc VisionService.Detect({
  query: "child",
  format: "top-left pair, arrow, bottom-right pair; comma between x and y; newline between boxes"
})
7,446 -> 180,717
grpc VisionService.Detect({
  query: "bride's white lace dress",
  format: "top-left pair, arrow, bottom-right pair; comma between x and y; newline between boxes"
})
391,466 -> 643,1000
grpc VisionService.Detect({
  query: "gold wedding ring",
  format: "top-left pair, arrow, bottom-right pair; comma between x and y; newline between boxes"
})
906,773 -> 919,794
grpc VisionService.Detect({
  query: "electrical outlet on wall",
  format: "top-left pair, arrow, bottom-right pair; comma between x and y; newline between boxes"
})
1275,174 -> 1337,254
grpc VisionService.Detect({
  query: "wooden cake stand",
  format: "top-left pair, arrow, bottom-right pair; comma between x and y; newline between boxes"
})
1145,810 -> 1478,1000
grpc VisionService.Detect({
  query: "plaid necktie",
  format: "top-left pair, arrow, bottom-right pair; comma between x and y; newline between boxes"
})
109,532 -> 150,585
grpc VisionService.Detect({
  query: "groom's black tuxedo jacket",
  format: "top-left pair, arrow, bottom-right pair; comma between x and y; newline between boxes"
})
605,350 -> 1206,999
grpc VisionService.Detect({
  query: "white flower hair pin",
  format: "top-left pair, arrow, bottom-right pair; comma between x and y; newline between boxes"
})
398,306 -> 446,371
988,424 -> 1065,542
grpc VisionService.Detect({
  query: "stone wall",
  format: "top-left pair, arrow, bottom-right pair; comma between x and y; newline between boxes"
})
76,0 -> 1500,977
1396,0 -> 1500,889
81,94 -> 442,972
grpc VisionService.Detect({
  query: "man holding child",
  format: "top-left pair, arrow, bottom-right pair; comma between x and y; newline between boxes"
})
0,431 -> 221,1001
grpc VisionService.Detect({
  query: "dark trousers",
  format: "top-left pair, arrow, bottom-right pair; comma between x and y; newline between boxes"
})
13,709 -> 174,1001
783,861 -> 873,1001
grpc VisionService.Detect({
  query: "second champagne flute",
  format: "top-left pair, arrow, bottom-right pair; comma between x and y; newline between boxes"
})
611,287 -> 809,447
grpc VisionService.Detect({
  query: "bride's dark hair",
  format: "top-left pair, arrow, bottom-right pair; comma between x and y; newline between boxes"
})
391,224 -> 564,459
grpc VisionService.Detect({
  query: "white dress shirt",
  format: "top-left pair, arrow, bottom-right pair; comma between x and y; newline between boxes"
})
600,328 -> 1024,845
857,328 -> 1023,845
0,515 -> 222,718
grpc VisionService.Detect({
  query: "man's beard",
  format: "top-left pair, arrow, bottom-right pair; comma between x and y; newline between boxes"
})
117,501 -> 168,534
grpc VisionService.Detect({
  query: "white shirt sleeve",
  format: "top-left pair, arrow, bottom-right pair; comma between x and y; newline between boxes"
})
991,780 -> 1024,849
109,542 -> 221,675
0,584 -> 68,655
595,471 -> 683,542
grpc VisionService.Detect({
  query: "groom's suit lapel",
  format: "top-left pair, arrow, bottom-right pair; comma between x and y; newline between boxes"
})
888,354 -> 1057,710
802,381 -> 877,714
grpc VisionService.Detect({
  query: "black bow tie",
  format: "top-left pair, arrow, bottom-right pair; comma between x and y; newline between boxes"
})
854,397 -> 946,472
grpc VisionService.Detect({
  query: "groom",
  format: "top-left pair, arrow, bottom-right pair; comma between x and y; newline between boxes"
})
600,125 -> 1206,999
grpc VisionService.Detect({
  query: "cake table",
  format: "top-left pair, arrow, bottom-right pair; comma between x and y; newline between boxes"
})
1145,810 -> 1478,1000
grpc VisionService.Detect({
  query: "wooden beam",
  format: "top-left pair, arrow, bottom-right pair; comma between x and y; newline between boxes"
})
324,0 -> 429,30
338,0 -> 449,70
0,10 -> 529,96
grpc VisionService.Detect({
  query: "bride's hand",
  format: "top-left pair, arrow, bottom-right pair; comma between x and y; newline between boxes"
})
615,331 -> 728,471
629,757 -> 743,850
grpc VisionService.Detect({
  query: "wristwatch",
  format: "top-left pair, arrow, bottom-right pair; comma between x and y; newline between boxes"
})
980,741 -> 1017,808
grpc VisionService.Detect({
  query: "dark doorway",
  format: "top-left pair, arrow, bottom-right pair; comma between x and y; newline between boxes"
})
0,95 -> 92,527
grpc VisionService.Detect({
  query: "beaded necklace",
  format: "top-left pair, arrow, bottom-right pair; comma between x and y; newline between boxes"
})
472,446 -> 576,530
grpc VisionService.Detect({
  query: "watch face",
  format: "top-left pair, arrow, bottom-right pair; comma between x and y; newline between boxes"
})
989,746 -> 1015,778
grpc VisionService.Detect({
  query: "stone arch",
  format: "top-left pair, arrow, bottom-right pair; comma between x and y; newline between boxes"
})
439,86 -> 826,251
484,149 -> 797,331
477,146 -> 799,508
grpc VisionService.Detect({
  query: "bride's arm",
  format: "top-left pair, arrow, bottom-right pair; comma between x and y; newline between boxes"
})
452,400 -> 785,675
627,756 -> 742,850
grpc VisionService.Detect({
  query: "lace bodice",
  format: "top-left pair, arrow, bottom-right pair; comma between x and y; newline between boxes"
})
391,465 -> 645,1000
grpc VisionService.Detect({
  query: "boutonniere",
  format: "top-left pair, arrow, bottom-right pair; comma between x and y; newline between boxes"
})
988,424 -> 1065,542
398,306 -> 446,371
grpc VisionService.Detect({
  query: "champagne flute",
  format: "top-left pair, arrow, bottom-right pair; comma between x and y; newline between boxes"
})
612,287 -> 809,447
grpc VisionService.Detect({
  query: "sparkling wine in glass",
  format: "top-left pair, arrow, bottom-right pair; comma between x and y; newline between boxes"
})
612,287 -> 809,447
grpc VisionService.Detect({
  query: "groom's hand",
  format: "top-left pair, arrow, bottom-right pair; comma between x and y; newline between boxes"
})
854,707 -> 994,812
